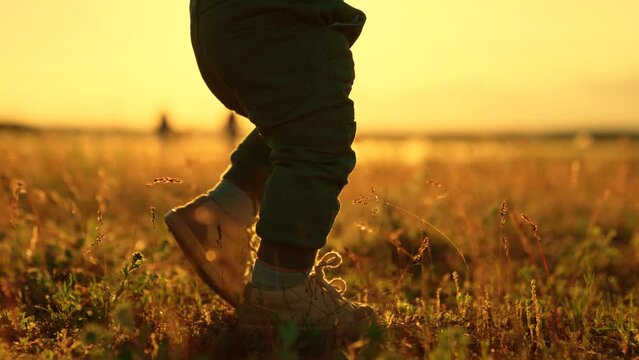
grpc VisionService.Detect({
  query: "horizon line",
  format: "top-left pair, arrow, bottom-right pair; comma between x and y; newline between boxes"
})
2,121 -> 639,140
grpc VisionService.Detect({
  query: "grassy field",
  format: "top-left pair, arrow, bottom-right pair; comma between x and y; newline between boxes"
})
0,130 -> 638,359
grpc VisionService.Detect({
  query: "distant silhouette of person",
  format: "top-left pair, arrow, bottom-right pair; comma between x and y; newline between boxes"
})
225,112 -> 239,146
157,113 -> 171,135
156,113 -> 172,137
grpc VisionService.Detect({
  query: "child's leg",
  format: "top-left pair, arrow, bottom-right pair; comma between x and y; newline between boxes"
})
195,0 -> 366,267
255,104 -> 356,270
221,128 -> 272,206
208,129 -> 271,228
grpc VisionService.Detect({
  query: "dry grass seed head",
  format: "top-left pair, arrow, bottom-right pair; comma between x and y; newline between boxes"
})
92,209 -> 105,246
10,179 -> 26,227
499,200 -> 511,265
145,177 -> 184,188
530,279 -> 542,346
412,234 -> 430,263
521,213 -> 550,276
150,206 -> 157,229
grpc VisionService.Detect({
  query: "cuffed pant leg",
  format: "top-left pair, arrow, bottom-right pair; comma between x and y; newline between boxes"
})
255,103 -> 356,269
222,128 -> 273,203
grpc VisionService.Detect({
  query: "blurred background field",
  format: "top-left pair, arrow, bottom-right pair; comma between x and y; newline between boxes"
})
1,130 -> 638,358
3,1 -> 639,357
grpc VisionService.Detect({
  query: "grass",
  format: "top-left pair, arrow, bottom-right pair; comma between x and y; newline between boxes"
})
0,131 -> 638,359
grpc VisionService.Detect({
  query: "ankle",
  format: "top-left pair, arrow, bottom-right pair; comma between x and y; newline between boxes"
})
256,260 -> 310,273
208,180 -> 256,226
251,259 -> 310,290
256,242 -> 317,271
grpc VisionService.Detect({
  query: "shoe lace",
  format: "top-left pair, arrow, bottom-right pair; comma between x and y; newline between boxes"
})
310,251 -> 347,297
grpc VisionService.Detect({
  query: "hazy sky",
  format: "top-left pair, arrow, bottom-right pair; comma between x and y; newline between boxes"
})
1,0 -> 638,133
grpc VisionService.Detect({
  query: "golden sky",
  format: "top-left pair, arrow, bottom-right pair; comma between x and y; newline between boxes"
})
1,0 -> 638,133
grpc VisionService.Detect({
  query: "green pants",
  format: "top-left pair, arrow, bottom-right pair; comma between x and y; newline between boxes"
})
191,0 -> 366,269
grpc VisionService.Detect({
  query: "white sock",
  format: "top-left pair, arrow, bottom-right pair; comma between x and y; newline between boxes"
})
208,180 -> 257,226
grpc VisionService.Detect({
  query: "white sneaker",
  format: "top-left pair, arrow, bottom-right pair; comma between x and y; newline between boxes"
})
165,193 -> 256,307
238,252 -> 376,340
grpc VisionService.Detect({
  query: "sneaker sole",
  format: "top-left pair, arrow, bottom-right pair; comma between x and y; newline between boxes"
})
164,209 -> 240,308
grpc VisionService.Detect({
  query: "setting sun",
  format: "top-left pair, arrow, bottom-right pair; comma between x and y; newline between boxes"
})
1,0 -> 638,132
